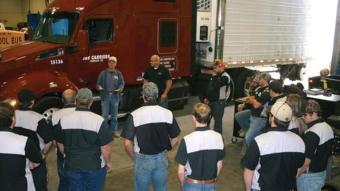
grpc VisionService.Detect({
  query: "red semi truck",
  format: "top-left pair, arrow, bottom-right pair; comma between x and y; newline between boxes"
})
0,0 -> 309,116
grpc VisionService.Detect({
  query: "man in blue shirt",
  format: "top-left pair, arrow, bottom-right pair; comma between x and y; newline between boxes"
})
96,56 -> 125,137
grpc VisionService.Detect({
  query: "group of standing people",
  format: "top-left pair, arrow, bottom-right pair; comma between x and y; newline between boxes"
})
0,54 -> 335,191
235,73 -> 335,191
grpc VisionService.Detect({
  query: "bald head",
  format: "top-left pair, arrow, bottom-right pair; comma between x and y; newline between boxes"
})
62,89 -> 76,105
150,54 -> 160,68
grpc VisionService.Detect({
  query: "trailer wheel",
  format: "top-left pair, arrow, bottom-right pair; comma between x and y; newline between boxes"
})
34,96 -> 63,121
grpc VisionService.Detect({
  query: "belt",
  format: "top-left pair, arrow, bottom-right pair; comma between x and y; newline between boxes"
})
185,178 -> 215,184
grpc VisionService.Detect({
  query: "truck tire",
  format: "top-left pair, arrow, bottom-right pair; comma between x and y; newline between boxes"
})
34,96 -> 63,120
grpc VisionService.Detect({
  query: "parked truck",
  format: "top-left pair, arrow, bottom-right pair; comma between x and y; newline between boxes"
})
0,0 -> 311,117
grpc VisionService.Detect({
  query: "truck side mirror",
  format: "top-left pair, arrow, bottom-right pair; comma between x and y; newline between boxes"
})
77,30 -> 89,55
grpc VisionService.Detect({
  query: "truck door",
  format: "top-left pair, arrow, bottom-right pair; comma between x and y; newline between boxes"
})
72,17 -> 115,88
157,19 -> 178,76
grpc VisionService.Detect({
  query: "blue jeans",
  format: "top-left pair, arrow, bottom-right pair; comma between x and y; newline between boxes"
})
57,159 -> 70,191
296,170 -> 326,191
101,94 -> 119,133
183,183 -> 216,191
209,100 -> 225,134
235,110 -> 267,146
134,152 -> 168,191
65,168 -> 107,191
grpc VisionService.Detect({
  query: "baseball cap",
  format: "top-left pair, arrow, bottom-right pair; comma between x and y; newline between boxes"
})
214,59 -> 225,68
108,56 -> 117,63
270,101 -> 292,122
269,80 -> 283,94
76,88 -> 93,101
17,89 -> 36,103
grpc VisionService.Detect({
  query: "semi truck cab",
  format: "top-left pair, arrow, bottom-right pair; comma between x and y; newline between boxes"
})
0,0 -> 192,115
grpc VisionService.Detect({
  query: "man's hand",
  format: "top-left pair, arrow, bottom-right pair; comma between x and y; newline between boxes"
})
160,93 -> 167,101
28,161 -> 40,170
106,162 -> 112,173
238,103 -> 245,111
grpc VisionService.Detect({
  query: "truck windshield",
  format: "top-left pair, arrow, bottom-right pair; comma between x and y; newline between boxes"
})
34,12 -> 79,44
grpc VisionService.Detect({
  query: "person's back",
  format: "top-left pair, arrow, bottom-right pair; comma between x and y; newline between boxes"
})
0,104 -> 42,191
251,130 -> 305,190
243,102 -> 305,191
180,129 -> 224,180
54,88 -> 113,191
131,104 -> 176,154
122,82 -> 180,191
60,109 -> 106,170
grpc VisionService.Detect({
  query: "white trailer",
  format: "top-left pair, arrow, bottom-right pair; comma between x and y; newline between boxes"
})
195,0 -> 313,98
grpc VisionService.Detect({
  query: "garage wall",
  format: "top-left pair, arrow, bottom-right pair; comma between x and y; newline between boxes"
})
0,0 -> 25,28
0,0 -> 46,29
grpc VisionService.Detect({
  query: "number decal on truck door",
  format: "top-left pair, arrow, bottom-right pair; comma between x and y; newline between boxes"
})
50,59 -> 64,65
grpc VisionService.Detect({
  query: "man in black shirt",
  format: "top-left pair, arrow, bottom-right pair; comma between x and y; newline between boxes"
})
0,103 -> 42,191
201,59 -> 230,134
176,103 -> 225,191
296,100 -> 334,191
14,89 -> 53,191
121,82 -> 180,191
235,73 -> 271,147
55,88 -> 113,191
242,102 -> 305,191
51,89 -> 76,191
143,54 -> 172,108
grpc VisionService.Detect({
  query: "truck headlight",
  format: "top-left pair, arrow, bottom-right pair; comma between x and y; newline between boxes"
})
2,98 -> 18,107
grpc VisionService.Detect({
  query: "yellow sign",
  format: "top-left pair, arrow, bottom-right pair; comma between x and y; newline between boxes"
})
0,30 -> 25,49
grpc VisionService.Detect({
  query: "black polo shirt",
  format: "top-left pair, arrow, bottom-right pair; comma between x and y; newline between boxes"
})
242,127 -> 305,190
0,127 -> 42,191
13,109 -> 53,150
175,127 -> 225,180
251,86 -> 270,117
121,102 -> 180,155
205,72 -> 230,102
51,105 -> 76,161
143,64 -> 171,95
303,118 -> 334,172
54,108 -> 113,170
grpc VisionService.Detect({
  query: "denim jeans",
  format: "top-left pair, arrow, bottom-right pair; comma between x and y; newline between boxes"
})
101,94 -> 119,133
57,158 -> 70,191
209,100 -> 226,134
65,167 -> 107,191
235,110 -> 267,146
183,183 -> 216,191
134,151 -> 168,191
296,170 -> 326,191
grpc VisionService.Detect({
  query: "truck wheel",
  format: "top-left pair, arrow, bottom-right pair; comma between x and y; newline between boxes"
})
34,96 -> 63,121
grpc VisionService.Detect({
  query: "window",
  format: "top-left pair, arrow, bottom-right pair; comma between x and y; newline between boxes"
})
34,12 -> 79,44
83,19 -> 113,43
159,21 -> 177,47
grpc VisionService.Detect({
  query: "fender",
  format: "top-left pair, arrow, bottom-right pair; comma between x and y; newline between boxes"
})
0,70 -> 78,101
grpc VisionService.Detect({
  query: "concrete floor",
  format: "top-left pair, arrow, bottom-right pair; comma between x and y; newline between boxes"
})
45,97 -> 340,191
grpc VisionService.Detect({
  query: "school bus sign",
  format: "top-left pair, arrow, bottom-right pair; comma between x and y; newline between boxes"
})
0,30 -> 25,49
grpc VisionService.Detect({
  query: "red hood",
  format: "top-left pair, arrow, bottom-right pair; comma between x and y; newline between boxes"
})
0,41 -> 64,63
